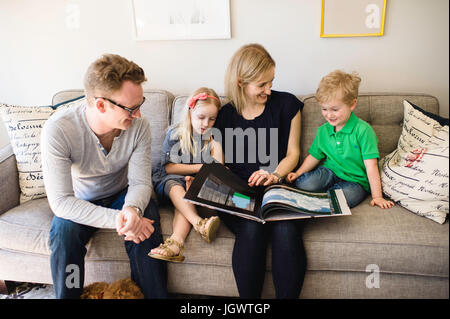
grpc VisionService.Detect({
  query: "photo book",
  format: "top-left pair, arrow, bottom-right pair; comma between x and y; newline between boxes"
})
184,163 -> 351,223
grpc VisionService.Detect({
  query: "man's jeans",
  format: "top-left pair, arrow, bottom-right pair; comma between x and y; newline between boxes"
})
294,166 -> 368,208
49,189 -> 168,299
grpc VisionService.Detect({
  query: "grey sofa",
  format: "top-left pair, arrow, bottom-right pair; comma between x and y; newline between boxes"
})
0,90 -> 448,298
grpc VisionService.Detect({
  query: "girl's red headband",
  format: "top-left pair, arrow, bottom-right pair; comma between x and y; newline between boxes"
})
187,92 -> 220,109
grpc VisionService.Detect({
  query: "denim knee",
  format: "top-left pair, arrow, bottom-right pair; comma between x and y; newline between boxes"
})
49,216 -> 95,253
330,182 -> 368,208
294,166 -> 336,192
143,198 -> 160,221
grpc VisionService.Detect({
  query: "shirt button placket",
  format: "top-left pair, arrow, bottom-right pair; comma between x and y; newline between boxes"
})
336,135 -> 343,154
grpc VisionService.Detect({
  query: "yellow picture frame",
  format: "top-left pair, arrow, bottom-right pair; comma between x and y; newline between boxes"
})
320,0 -> 386,38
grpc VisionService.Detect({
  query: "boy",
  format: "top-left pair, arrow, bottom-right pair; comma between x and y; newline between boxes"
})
286,70 -> 394,209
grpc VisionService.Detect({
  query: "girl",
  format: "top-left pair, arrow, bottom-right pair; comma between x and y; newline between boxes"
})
149,87 -> 223,262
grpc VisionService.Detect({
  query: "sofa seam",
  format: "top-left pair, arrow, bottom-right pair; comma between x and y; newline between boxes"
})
1,219 -> 447,250
1,247 -> 447,279
3,245 -> 446,280
305,268 -> 449,279
303,238 -> 449,249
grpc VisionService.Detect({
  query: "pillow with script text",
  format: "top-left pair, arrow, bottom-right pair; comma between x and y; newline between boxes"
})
379,100 -> 449,224
0,96 -> 85,203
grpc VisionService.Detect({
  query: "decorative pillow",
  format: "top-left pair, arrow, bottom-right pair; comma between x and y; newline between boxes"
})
407,100 -> 450,126
0,96 -> 85,203
379,100 -> 449,224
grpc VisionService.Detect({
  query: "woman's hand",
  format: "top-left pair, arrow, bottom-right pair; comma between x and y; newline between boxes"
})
248,169 -> 278,187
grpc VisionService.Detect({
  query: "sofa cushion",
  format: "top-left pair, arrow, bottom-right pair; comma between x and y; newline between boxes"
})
52,90 -> 174,172
380,100 -> 449,224
0,149 -> 20,215
0,96 -> 85,203
1,197 -> 447,280
0,198 -> 53,255
0,198 -> 130,260
303,198 -> 449,278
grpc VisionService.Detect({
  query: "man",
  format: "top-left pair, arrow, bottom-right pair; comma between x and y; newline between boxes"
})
41,54 -> 167,299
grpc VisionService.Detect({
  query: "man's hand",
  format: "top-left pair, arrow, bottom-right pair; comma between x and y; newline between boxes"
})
115,206 -> 155,243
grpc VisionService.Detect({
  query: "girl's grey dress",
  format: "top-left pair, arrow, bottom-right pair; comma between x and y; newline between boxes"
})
152,126 -> 217,203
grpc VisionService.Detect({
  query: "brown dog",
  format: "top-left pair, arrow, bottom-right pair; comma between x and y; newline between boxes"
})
81,278 -> 144,299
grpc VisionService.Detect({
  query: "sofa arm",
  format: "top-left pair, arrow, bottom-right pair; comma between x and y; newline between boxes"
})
0,144 -> 20,215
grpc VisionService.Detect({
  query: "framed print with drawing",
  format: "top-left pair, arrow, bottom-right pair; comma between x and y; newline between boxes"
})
132,0 -> 231,40
320,0 -> 386,38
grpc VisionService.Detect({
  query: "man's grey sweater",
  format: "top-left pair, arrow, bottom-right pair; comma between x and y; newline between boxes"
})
41,103 -> 152,229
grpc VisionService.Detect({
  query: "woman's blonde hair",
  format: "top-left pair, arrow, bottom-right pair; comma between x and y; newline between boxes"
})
316,70 -> 361,106
84,53 -> 146,103
224,43 -> 275,115
176,87 -> 221,156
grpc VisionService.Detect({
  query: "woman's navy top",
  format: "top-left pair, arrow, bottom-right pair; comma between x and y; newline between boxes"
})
213,90 -> 303,181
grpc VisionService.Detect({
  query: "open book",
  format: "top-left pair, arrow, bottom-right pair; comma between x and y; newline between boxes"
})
184,163 -> 351,223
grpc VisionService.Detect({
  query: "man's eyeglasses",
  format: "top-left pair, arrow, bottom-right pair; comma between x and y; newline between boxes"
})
95,96 -> 146,116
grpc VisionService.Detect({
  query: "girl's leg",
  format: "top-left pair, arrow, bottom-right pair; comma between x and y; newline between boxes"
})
171,208 -> 192,244
150,184 -> 218,256
168,184 -> 203,226
168,184 -> 219,238
150,207 -> 191,256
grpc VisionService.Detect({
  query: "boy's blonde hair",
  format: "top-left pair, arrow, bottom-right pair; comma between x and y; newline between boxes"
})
224,43 -> 275,115
176,87 -> 221,156
316,70 -> 361,106
84,54 -> 146,103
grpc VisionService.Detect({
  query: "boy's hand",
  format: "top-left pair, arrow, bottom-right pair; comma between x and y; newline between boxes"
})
370,197 -> 395,209
286,172 -> 300,183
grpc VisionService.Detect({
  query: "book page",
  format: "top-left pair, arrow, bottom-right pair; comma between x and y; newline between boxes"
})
260,185 -> 351,220
197,175 -> 256,212
262,188 -> 332,214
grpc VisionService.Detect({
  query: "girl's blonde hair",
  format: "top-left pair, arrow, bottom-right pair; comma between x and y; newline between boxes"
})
316,70 -> 361,106
224,43 -> 275,115
176,87 -> 221,156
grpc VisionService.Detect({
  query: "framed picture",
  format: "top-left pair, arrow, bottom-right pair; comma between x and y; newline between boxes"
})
132,0 -> 231,40
320,0 -> 386,38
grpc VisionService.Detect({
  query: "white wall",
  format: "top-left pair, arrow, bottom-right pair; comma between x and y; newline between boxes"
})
0,0 -> 448,149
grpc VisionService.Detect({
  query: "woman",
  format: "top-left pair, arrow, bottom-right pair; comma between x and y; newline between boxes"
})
213,43 -> 307,298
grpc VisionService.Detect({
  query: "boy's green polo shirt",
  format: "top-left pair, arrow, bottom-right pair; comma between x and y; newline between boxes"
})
308,112 -> 379,192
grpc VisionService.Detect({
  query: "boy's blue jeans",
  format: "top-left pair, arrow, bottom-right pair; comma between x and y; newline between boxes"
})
294,166 -> 368,208
49,188 -> 168,299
